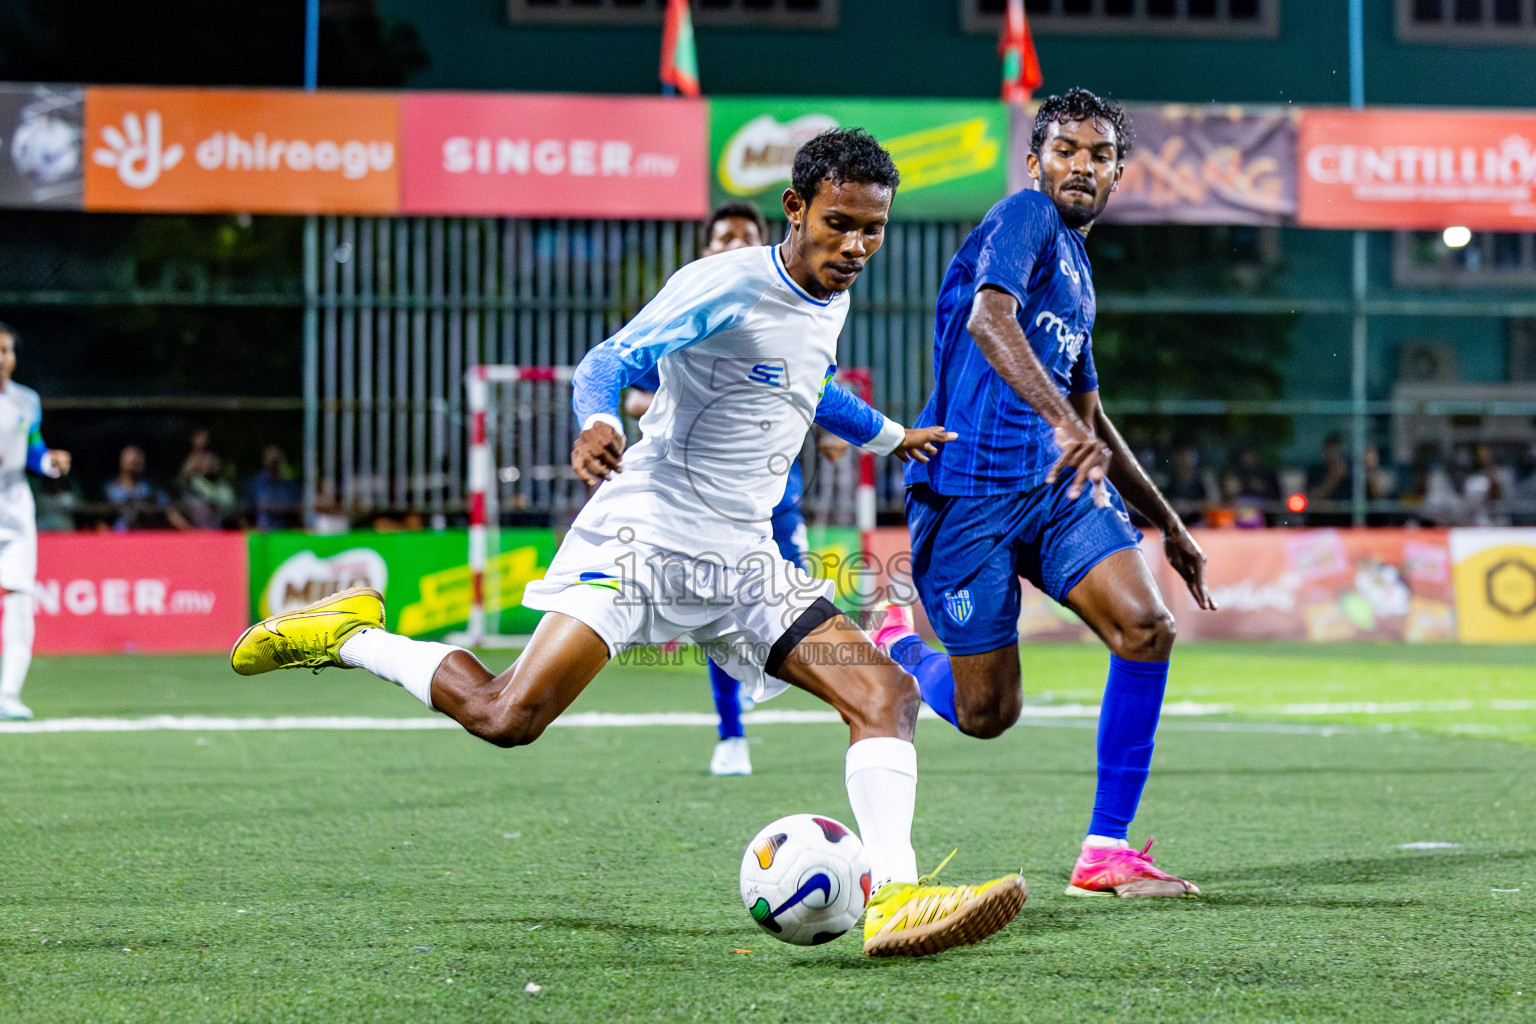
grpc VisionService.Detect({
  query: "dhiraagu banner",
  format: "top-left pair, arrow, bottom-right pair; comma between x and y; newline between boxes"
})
710,98 -> 1007,220
247,529 -> 554,640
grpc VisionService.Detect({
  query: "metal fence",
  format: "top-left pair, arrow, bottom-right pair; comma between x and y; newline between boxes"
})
305,215 -> 1536,528
307,216 -> 971,523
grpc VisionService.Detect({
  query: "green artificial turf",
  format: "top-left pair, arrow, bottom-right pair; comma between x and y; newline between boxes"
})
1,644 -> 1533,1022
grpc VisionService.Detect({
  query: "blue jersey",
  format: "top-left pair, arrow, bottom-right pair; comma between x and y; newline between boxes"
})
905,189 -> 1099,496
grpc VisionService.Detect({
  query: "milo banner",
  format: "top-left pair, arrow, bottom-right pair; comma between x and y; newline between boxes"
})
1450,528 -> 1536,643
710,97 -> 1007,220
248,529 -> 554,640
0,84 -> 84,209
1008,104 -> 1297,225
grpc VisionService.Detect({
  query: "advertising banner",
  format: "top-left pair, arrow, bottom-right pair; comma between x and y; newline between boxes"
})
1450,528 -> 1536,643
710,98 -> 1007,220
1156,529 -> 1456,642
401,93 -> 707,219
247,529 -> 554,640
83,87 -> 399,214
1298,108 -> 1536,230
1092,106 -> 1296,225
34,532 -> 248,654
0,84 -> 84,209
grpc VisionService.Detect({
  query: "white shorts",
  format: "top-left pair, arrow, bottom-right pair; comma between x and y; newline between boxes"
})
522,524 -> 837,702
0,528 -> 37,594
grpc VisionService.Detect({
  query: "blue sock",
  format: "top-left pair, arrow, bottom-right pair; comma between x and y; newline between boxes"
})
709,661 -> 744,740
890,635 -> 959,730
1087,655 -> 1170,841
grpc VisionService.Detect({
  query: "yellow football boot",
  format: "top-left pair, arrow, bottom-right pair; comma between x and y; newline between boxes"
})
230,587 -> 384,676
861,851 -> 1027,957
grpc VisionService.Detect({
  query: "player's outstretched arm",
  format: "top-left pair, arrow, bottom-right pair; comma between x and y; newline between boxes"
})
891,427 -> 958,464
967,287 -> 1108,499
813,382 -> 956,463
1069,390 -> 1217,612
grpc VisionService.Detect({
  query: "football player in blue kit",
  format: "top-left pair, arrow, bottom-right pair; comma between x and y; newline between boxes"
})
871,89 -> 1219,897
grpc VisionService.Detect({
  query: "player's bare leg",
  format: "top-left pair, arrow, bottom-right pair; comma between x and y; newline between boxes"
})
1060,548 -> 1196,897
231,588 -> 609,750
1063,548 -> 1176,663
871,603 -> 1023,740
775,609 -> 1026,956
426,613 -> 609,747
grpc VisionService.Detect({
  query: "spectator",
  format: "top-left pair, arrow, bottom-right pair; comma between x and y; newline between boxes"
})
177,429 -> 218,488
1215,467 -> 1266,529
1308,433 -> 1351,503
242,445 -> 302,530
1232,448 -> 1280,505
1512,444 -> 1536,525
1166,447 -> 1215,522
1463,443 -> 1513,526
176,430 -> 237,528
104,445 -> 188,531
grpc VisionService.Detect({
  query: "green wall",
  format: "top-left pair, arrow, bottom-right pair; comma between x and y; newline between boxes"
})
378,0 -> 1528,108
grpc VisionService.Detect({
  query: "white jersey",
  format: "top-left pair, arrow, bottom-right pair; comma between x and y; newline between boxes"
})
572,244 -> 869,552
0,382 -> 44,538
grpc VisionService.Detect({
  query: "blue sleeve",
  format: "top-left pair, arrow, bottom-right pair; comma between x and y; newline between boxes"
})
23,391 -> 48,474
813,381 -> 884,446
972,195 -> 1054,308
1070,338 -> 1099,394
630,366 -> 661,393
571,258 -> 766,427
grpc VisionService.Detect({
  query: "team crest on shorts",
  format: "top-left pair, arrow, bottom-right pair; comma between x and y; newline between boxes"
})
943,589 -> 974,625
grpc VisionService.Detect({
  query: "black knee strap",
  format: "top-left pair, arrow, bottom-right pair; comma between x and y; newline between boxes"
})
765,597 -> 843,679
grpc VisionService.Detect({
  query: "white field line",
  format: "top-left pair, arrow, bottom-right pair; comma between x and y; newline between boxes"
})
0,698 -> 1532,735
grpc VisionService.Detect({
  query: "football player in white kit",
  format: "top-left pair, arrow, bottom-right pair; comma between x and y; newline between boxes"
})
0,323 -> 71,720
231,130 -> 1028,957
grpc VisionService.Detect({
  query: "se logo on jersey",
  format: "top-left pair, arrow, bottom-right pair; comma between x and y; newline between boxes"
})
708,358 -> 791,391
747,362 -> 786,386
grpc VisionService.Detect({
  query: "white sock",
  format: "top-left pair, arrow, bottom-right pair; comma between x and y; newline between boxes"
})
0,591 -> 34,700
845,737 -> 919,891
1084,834 -> 1131,850
338,628 -> 461,709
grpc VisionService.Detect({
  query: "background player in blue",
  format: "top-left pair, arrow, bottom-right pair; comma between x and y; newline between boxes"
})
626,202 -> 855,776
872,89 -> 1219,897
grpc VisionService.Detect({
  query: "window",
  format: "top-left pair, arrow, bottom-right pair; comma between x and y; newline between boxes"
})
960,0 -> 1277,37
508,0 -> 838,29
1393,230 -> 1536,289
1397,0 -> 1536,44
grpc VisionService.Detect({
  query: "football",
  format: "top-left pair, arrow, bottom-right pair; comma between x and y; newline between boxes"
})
739,813 -> 872,946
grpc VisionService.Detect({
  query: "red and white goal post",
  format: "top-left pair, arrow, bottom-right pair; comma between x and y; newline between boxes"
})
455,364 -> 879,649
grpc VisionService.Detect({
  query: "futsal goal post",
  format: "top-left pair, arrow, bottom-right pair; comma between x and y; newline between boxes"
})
454,364 -> 878,649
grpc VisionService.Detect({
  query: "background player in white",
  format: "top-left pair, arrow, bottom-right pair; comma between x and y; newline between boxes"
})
0,322 -> 71,720
232,130 -> 1027,957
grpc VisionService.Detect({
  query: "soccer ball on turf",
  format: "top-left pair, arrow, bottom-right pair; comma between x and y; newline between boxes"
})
739,813 -> 871,946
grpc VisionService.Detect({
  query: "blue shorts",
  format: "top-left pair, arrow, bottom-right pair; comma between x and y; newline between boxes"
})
771,506 -> 805,564
905,477 -> 1142,656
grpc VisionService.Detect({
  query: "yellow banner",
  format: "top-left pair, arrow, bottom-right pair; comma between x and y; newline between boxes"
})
1451,529 -> 1536,643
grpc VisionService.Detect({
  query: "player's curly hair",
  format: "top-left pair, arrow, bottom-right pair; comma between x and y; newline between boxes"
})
0,321 -> 16,344
791,128 -> 900,208
1031,88 -> 1133,161
703,202 -> 768,245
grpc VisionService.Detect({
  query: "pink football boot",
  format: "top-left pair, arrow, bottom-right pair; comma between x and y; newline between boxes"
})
870,602 -> 918,655
1066,837 -> 1200,898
